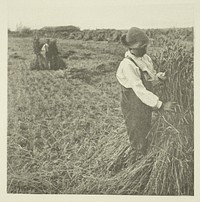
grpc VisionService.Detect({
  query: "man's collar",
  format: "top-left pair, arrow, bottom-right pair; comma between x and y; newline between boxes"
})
125,50 -> 144,60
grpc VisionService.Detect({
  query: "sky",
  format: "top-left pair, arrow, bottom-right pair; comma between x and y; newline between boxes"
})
7,0 -> 195,31
7,0 -> 194,31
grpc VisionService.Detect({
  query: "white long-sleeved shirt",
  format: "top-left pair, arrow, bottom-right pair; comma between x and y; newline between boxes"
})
41,43 -> 49,53
116,50 -> 162,109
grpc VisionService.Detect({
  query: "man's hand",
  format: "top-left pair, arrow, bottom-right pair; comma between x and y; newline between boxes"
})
157,72 -> 167,81
161,101 -> 176,112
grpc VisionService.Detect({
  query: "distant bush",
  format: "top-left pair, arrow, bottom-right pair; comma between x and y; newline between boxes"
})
16,23 -> 32,37
40,26 -> 80,33
21,27 -> 32,35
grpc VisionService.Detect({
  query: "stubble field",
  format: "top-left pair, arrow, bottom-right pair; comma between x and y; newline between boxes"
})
7,29 -> 194,195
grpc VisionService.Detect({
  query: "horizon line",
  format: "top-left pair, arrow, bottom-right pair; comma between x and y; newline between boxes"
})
8,25 -> 194,32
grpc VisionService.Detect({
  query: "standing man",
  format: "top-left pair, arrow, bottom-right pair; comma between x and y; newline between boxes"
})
116,27 -> 176,160
42,39 -> 51,69
49,39 -> 59,70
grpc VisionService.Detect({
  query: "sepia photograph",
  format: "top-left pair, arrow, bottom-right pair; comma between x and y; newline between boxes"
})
3,0 -> 198,199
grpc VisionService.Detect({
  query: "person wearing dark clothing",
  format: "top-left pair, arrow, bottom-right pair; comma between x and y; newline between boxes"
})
49,40 -> 59,70
116,27 -> 176,159
32,36 -> 46,70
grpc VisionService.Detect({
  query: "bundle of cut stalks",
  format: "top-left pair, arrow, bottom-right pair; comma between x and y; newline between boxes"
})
81,112 -> 193,195
74,101 -> 193,195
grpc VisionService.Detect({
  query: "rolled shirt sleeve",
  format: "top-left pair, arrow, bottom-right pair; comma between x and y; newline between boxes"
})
122,62 -> 162,108
41,44 -> 45,52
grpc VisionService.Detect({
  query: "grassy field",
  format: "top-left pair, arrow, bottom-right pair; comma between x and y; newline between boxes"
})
7,30 -> 194,195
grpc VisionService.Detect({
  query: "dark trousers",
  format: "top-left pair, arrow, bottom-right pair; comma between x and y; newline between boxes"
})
45,53 -> 51,69
120,85 -> 152,155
